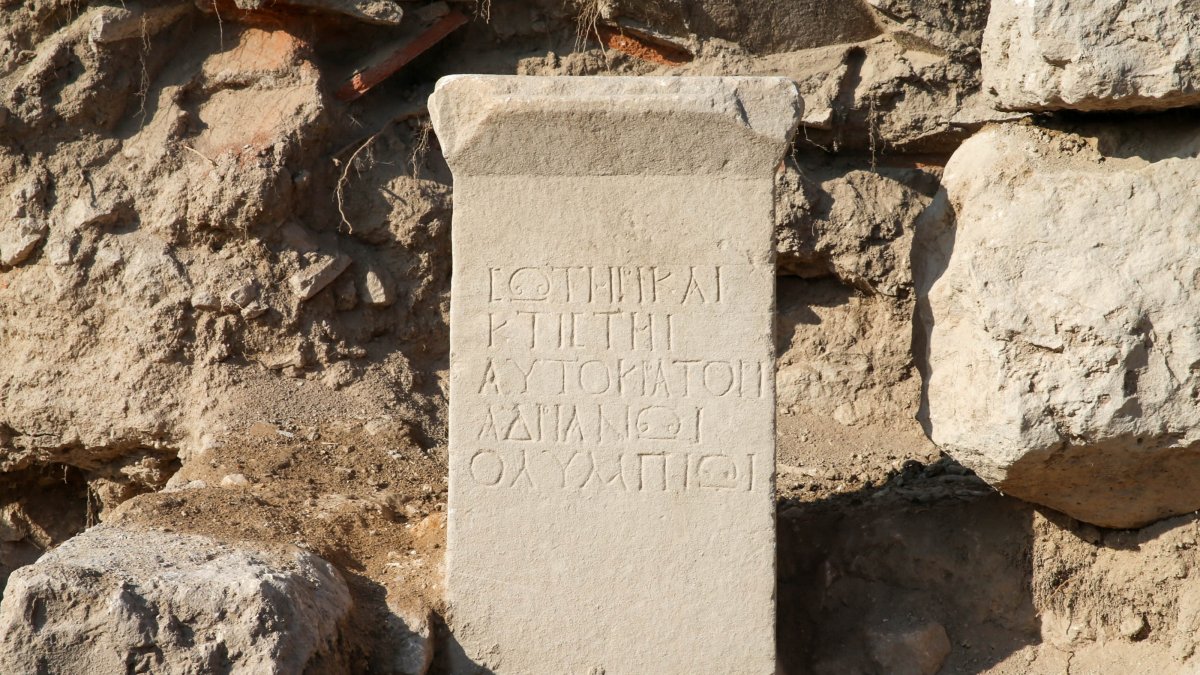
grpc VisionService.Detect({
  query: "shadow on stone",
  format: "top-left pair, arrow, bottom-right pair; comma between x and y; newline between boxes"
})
426,461 -> 1041,675
999,437 -> 1200,530
909,184 -> 957,441
777,481 -> 1040,674
1038,110 -> 1200,163
775,276 -> 854,355
430,612 -> 496,675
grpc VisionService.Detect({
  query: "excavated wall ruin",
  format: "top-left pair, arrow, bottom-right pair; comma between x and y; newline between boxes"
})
2,0 -> 1200,673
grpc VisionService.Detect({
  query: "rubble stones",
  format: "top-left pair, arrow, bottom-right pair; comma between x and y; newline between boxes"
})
0,218 -> 48,267
0,526 -> 352,674
87,2 -> 193,45
616,0 -> 883,55
60,196 -> 121,230
227,280 -> 260,308
362,268 -> 395,307
289,253 -> 352,301
240,301 -> 268,319
190,290 -> 220,310
220,472 -> 250,487
867,621 -> 952,675
672,34 -> 1018,152
281,221 -> 319,253
231,0 -> 404,25
776,168 -> 928,295
865,0 -> 990,55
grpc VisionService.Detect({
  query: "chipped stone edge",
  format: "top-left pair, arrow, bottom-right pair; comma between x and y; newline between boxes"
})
428,75 -> 803,166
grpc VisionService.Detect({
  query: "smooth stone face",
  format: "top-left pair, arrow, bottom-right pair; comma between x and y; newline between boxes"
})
916,122 -> 1200,529
983,0 -> 1200,111
431,76 -> 800,674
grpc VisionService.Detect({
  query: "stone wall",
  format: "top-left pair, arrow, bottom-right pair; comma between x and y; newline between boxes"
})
2,0 -> 1200,672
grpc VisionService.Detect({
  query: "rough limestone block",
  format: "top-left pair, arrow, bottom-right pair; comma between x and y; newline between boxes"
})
917,122 -> 1200,528
430,76 -> 800,673
0,525 -> 352,673
87,3 -> 193,44
289,252 -> 352,301
0,218 -> 48,267
230,0 -> 403,25
983,0 -> 1200,111
362,268 -> 396,307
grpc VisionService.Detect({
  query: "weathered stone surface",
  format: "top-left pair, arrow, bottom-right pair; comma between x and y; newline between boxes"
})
0,217 -> 47,267
231,0 -> 404,25
774,166 -> 932,426
0,526 -> 352,674
672,35 -> 1020,152
867,621 -> 952,675
615,0 -> 883,55
777,167 -> 929,294
383,598 -> 434,675
865,0 -> 990,55
431,75 -> 798,673
917,122 -> 1200,528
87,2 -> 193,44
289,252 -> 352,301
362,268 -> 395,307
983,0 -> 1200,111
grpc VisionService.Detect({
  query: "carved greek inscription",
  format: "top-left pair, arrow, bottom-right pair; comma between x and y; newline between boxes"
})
476,403 -> 702,445
489,265 -> 723,305
466,448 -> 758,493
471,263 -> 767,496
486,310 -> 677,352
475,357 -> 768,399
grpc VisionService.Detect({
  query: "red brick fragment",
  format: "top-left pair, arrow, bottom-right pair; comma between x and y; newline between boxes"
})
594,25 -> 692,66
336,12 -> 468,102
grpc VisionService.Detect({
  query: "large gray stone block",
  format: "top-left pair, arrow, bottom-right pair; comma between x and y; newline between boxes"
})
983,0 -> 1200,111
917,122 -> 1200,528
0,526 -> 352,674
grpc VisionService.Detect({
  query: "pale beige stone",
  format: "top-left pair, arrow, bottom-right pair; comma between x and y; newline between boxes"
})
0,526 -> 352,673
0,218 -> 48,268
917,122 -> 1200,528
87,3 -> 192,45
362,268 -> 395,307
289,252 -> 351,301
983,0 -> 1200,111
868,621 -> 951,675
230,0 -> 403,25
431,76 -> 800,674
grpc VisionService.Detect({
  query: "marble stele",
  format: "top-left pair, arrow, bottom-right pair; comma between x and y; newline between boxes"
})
430,75 -> 801,674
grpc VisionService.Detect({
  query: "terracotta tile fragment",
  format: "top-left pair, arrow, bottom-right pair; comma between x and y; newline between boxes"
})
336,12 -> 468,102
595,25 -> 692,66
